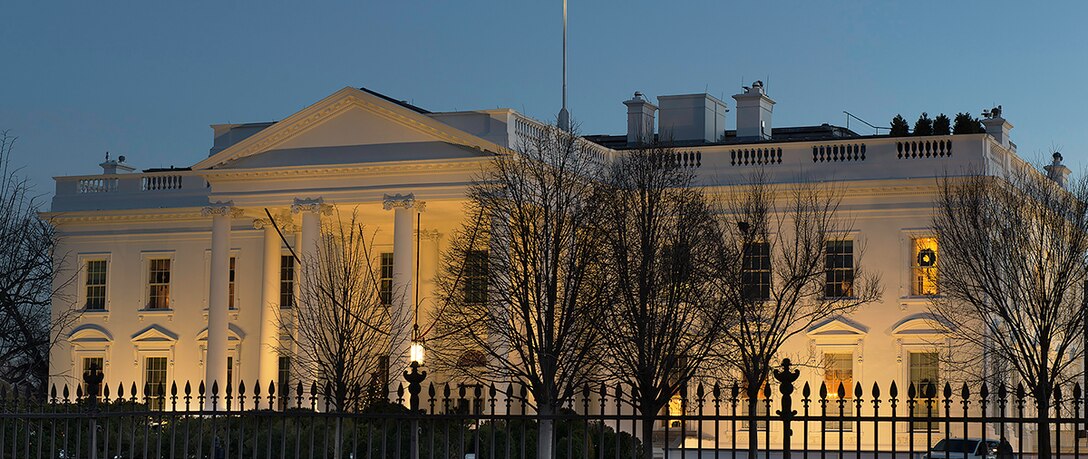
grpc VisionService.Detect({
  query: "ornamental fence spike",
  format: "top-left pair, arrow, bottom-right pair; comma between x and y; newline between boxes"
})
890,380 -> 899,398
871,382 -> 881,399
819,382 -> 828,400
854,381 -> 863,399
802,381 -> 811,399
837,382 -> 846,399
943,382 -> 952,399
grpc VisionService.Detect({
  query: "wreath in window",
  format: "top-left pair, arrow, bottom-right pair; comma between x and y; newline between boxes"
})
917,248 -> 937,267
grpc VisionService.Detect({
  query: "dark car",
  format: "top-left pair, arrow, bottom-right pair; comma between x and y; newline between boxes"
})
921,438 -> 1015,459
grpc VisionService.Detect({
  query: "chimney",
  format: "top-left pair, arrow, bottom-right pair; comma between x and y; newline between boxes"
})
656,93 -> 728,144
623,92 -> 657,145
981,105 -> 1013,149
99,153 -> 134,175
1044,152 -> 1071,189
732,81 -> 775,140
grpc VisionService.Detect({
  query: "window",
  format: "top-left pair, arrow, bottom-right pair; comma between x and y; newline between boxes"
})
367,356 -> 390,401
910,351 -> 940,430
822,353 -> 854,431
740,380 -> 769,431
277,356 -> 291,399
280,255 -> 295,309
464,250 -> 488,304
380,252 -> 393,306
225,356 -> 234,390
911,237 -> 938,296
144,356 -> 168,410
742,242 -> 771,301
147,259 -> 171,309
82,357 -> 104,378
85,260 -> 108,310
825,241 -> 854,298
228,257 -> 237,310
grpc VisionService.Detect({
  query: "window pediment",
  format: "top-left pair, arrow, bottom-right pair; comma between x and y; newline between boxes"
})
891,313 -> 952,337
131,325 -> 178,343
69,324 -> 113,344
807,316 -> 868,339
196,324 -> 245,342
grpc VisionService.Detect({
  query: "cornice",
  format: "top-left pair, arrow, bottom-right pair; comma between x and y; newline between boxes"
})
202,157 -> 488,182
42,210 -> 208,224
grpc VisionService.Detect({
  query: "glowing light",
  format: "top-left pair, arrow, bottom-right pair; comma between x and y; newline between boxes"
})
410,341 -> 425,365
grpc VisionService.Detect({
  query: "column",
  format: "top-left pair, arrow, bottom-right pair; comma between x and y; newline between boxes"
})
254,218 -> 283,387
201,201 -> 239,410
291,198 -> 331,384
489,211 -> 512,414
384,193 -> 424,400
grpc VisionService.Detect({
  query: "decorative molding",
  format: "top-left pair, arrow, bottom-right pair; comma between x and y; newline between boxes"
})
417,229 -> 442,241
201,201 -> 244,218
383,193 -> 425,211
291,197 -> 334,215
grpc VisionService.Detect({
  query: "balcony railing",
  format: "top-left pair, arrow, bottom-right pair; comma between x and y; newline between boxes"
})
54,171 -> 210,212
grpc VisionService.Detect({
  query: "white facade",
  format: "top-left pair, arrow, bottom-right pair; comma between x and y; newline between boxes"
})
47,85 -> 1028,444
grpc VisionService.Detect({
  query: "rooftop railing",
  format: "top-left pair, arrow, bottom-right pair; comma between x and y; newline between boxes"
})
53,170 -> 210,212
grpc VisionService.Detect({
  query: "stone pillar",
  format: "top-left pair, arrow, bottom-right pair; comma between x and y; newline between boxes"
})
201,201 -> 239,410
291,198 -> 331,384
254,218 -> 283,388
384,193 -> 425,400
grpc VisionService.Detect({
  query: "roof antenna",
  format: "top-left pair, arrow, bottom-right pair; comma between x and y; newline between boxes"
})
557,0 -> 571,132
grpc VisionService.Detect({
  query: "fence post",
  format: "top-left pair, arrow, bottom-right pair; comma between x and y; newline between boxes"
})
774,358 -> 800,459
83,361 -> 104,459
404,361 -> 427,459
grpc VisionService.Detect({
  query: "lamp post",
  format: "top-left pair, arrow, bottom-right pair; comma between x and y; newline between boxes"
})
404,339 -> 427,459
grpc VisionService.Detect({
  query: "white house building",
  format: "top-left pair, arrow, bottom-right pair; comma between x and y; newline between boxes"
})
46,83 -> 1039,447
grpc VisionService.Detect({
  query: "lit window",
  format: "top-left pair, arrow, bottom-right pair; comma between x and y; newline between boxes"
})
144,356 -> 168,410
742,242 -> 771,301
911,237 -> 938,296
280,255 -> 295,309
822,353 -> 854,431
380,252 -> 393,306
824,241 -> 854,298
464,250 -> 488,304
225,356 -> 233,390
147,259 -> 171,309
85,260 -> 107,310
910,352 -> 940,430
228,257 -> 236,310
741,380 -> 769,431
82,357 -> 104,378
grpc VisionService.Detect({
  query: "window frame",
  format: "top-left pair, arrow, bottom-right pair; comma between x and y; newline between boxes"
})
909,236 -> 939,297
143,355 -> 170,410
141,251 -> 175,311
379,252 -> 394,306
741,241 -> 772,301
77,253 -> 111,313
821,351 -> 855,431
824,239 -> 855,299
280,253 -> 297,309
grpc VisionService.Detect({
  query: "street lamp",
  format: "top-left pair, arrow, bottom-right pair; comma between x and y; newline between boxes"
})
404,337 -> 427,459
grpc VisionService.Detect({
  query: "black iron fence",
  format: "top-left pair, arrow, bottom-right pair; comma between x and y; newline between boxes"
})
2,360 -> 1087,459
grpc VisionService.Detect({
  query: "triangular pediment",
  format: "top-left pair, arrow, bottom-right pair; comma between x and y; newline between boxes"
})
194,87 -> 504,170
131,325 -> 178,343
807,316 -> 868,338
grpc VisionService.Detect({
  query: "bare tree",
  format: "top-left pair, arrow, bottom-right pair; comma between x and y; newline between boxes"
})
0,132 -> 75,396
596,145 -> 726,459
431,124 -> 608,459
930,165 -> 1088,458
713,176 -> 881,456
276,208 -> 407,411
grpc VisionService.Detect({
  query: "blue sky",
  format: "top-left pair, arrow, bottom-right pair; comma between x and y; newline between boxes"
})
2,1 -> 1086,197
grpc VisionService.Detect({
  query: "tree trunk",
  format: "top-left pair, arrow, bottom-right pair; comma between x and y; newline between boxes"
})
748,395 -> 760,459
1037,395 -> 1052,459
538,404 -> 555,459
641,410 -> 656,459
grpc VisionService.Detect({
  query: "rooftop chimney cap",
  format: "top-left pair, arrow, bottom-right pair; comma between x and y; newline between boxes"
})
1053,151 -> 1063,162
633,91 -> 644,99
